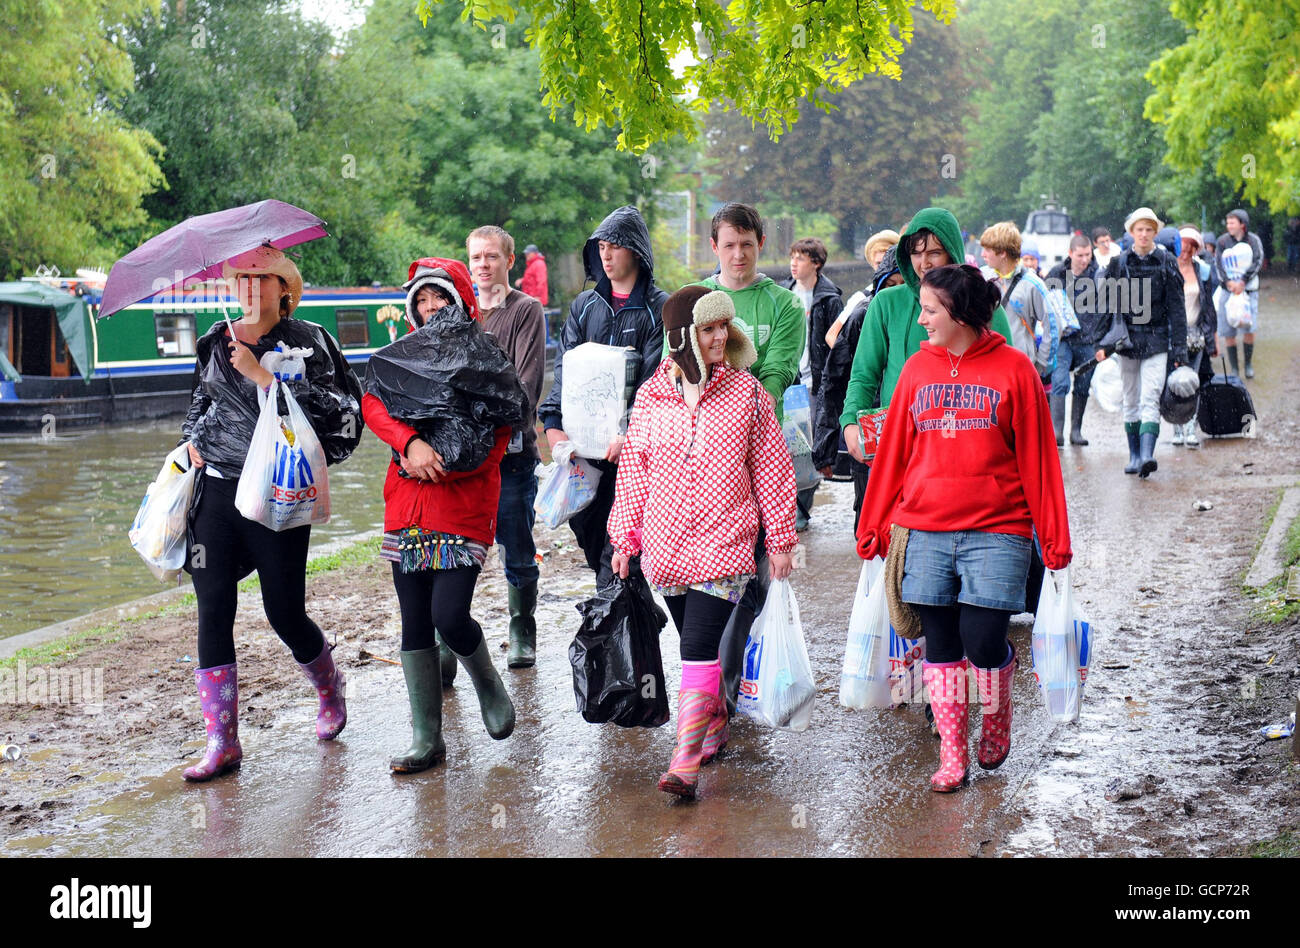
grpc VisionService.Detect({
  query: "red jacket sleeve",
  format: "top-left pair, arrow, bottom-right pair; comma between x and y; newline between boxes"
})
1011,367 -> 1073,570
362,392 -> 418,454
854,366 -> 916,560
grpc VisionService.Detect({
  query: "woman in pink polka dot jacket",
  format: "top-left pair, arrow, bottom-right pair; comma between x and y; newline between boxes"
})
608,285 -> 798,800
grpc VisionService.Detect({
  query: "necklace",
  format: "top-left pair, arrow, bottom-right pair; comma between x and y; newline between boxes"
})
947,349 -> 964,378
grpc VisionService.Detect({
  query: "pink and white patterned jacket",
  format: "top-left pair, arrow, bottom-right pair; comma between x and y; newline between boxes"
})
607,359 -> 798,587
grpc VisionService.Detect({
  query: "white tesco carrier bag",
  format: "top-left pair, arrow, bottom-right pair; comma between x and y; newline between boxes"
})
560,342 -> 637,459
235,379 -> 330,531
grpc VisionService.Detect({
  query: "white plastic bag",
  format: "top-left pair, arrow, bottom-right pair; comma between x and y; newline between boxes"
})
534,440 -> 602,529
839,558 -> 893,710
737,579 -> 816,731
1225,292 -> 1252,330
1165,364 -> 1199,398
1030,567 -> 1093,723
129,445 -> 198,581
258,342 -> 312,382
235,379 -> 331,531
782,417 -> 823,492
560,342 -> 636,459
1090,356 -> 1122,413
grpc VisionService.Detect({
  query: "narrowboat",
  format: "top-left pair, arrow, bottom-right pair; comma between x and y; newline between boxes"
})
0,273 -> 411,435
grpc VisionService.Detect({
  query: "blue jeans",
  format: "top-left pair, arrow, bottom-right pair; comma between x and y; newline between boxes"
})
901,529 -> 1032,613
1051,335 -> 1098,397
495,454 -> 539,588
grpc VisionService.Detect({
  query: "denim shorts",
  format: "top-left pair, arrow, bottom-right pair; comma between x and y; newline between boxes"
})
901,529 -> 1031,613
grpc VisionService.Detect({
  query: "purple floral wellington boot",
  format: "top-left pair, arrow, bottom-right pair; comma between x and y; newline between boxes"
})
183,664 -> 242,782
299,644 -> 347,740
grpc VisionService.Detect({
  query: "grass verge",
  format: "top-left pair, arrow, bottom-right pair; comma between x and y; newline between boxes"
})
1247,829 -> 1300,858
3,538 -> 379,669
1245,490 -> 1300,624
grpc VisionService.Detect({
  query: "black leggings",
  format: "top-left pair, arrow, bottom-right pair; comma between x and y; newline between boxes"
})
390,563 -> 483,654
664,590 -> 738,662
914,603 -> 1013,669
191,476 -> 326,668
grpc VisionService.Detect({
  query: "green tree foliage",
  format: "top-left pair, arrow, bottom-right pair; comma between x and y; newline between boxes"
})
1019,0 -> 1190,233
949,0 -> 1237,234
705,14 -> 974,252
1146,0 -> 1300,214
946,0 -> 1076,230
415,0 -> 959,153
391,0 -> 660,263
122,0 -> 419,285
0,0 -> 164,279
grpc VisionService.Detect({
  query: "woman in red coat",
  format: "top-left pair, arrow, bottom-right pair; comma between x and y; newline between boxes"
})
362,258 -> 525,772
608,285 -> 798,799
857,264 -> 1072,792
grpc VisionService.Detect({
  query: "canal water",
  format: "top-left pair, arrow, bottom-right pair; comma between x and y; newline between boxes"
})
0,419 -> 395,640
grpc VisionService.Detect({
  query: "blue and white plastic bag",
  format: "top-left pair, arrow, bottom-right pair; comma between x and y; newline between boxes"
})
236,378 -> 331,531
534,440 -> 601,529
738,579 -> 816,732
1030,567 -> 1092,723
839,558 -> 893,710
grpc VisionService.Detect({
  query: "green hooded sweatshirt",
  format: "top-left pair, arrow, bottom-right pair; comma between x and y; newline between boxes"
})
667,274 -> 806,421
839,207 -> 1014,428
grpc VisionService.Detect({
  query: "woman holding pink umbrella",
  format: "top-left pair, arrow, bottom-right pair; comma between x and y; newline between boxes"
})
179,245 -> 362,781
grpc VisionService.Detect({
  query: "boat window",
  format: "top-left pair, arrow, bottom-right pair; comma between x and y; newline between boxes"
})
0,304 -> 10,361
335,308 -> 369,347
155,313 -> 198,357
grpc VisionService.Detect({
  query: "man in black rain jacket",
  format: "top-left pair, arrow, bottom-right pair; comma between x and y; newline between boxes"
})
539,205 -> 668,586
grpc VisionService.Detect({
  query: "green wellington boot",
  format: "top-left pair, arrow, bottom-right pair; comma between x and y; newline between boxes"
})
434,632 -> 457,688
452,628 -> 516,739
506,581 -> 538,669
391,647 -> 446,773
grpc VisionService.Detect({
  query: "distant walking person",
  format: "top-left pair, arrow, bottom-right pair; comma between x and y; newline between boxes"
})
1045,234 -> 1105,446
466,226 -> 546,669
516,244 -> 549,306
539,206 -> 667,586
1171,226 -> 1219,447
1102,207 -> 1187,477
857,264 -> 1071,793
1214,209 -> 1264,379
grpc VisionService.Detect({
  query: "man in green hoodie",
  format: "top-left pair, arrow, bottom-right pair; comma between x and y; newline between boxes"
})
684,202 -> 807,420
840,207 -> 1014,461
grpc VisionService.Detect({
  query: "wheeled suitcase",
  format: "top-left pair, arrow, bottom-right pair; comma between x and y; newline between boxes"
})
1197,357 -> 1256,437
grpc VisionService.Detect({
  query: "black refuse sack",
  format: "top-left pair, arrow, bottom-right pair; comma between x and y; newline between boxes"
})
569,576 -> 669,727
362,304 -> 526,471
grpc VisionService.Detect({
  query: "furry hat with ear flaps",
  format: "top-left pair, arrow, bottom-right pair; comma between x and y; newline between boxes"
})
661,286 -> 758,385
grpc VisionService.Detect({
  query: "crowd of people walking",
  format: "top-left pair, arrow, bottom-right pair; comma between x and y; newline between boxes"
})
168,195 -> 1268,799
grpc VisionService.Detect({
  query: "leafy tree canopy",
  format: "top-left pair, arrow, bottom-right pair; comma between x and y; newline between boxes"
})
415,0 -> 959,153
1146,0 -> 1300,214
0,0 -> 164,279
706,13 -> 974,253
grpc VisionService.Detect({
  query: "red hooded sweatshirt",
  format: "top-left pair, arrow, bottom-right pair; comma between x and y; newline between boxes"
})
856,331 -> 1072,571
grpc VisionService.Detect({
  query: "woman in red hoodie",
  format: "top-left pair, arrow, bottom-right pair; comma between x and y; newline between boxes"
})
362,258 -> 525,773
857,264 -> 1071,792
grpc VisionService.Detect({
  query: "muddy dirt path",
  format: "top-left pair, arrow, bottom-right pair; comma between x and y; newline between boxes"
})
2,279 -> 1297,857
